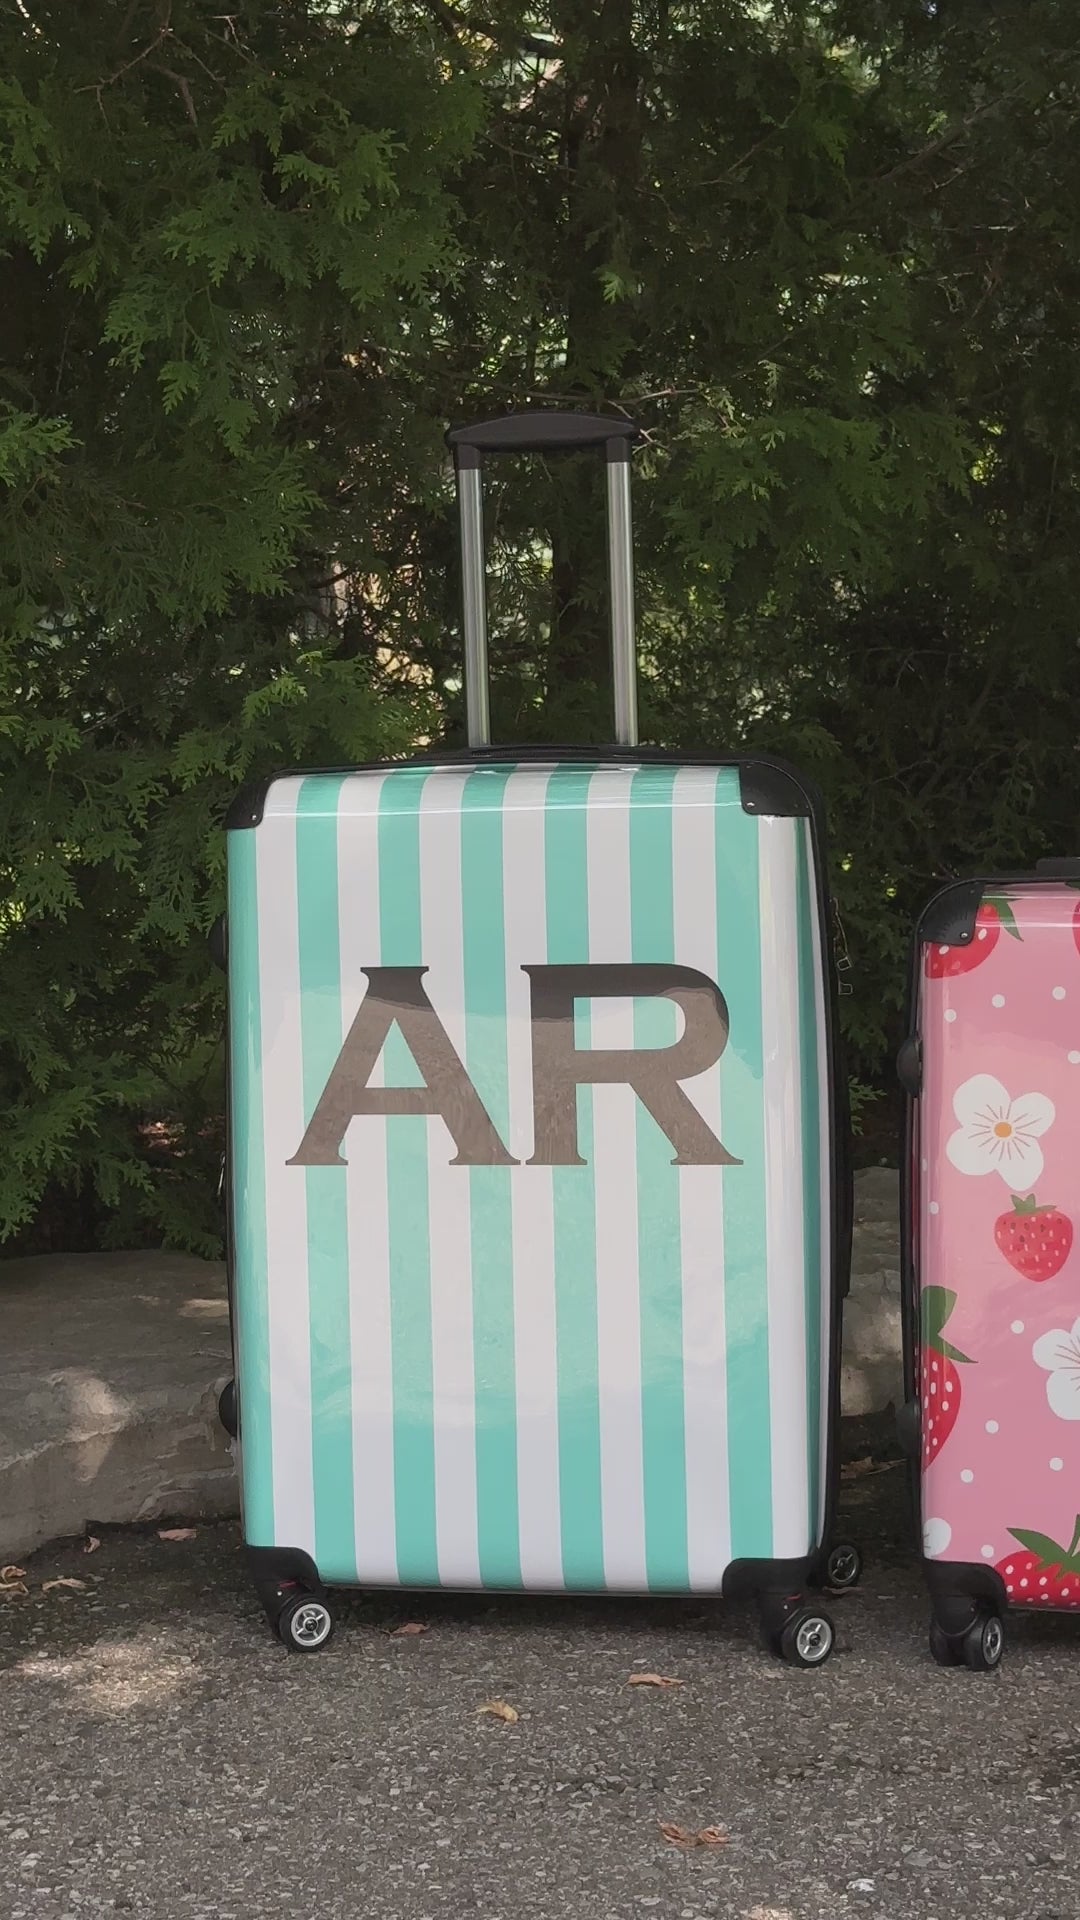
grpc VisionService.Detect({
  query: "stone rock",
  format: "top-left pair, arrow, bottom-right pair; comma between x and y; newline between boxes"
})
1,1166 -> 903,1559
0,1251 -> 235,1562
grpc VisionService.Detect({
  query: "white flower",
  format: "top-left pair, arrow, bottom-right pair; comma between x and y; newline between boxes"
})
1033,1318 -> 1080,1421
946,1074 -> 1055,1191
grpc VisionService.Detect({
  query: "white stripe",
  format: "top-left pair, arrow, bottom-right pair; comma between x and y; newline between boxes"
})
671,768 -> 731,1589
586,774 -> 647,1591
255,789 -> 315,1559
758,816 -> 811,1559
804,819 -> 833,1544
503,770 -> 563,1588
336,772 -> 398,1584
418,772 -> 480,1588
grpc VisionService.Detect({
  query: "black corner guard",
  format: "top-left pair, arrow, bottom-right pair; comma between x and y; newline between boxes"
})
738,761 -> 811,817
919,879 -> 984,948
896,1036 -> 921,1098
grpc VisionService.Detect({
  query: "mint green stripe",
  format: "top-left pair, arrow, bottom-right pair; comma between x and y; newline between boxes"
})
379,768 -> 439,1587
295,777 -> 355,1582
545,770 -> 605,1590
629,766 -> 689,1591
796,821 -> 823,1542
228,832 -> 274,1543
714,776 -> 772,1559
461,768 -> 522,1588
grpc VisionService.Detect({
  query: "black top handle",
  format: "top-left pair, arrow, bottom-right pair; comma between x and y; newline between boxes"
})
446,410 -> 640,467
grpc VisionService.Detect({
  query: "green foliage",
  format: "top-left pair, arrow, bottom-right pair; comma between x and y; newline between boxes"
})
4,0 -> 1080,1248
0,0 -> 477,1250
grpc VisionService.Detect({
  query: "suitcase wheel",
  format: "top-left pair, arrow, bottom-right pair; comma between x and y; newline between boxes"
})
960,1609 -> 1004,1674
930,1608 -> 1004,1672
778,1608 -> 835,1669
824,1541 -> 862,1591
928,1619 -> 963,1667
277,1594 -> 335,1653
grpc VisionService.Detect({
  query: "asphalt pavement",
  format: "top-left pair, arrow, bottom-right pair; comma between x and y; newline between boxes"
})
1,1432 -> 1075,1920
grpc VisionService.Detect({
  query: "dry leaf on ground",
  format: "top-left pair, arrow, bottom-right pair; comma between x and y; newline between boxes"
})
659,1822 -> 729,1849
390,1621 -> 429,1637
628,1673 -> 684,1689
0,1566 -> 27,1596
42,1577 -> 87,1594
841,1456 -> 897,1480
477,1699 -> 519,1724
157,1528 -> 198,1542
83,1536 -> 101,1555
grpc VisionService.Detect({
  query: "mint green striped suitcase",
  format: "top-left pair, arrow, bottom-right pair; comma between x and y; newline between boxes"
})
224,412 -> 857,1662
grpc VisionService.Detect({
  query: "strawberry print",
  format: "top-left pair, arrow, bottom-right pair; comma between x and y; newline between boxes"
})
920,1286 -> 973,1467
925,897 -> 1021,979
997,1517 -> 1080,1608
994,1194 -> 1073,1281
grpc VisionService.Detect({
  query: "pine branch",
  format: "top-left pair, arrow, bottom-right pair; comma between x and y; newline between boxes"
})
419,0 -> 557,62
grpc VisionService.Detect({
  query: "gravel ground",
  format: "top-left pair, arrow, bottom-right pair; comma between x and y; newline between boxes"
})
0,1434 -> 1076,1920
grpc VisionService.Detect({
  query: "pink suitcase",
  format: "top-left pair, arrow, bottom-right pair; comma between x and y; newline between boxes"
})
901,865 -> 1080,1670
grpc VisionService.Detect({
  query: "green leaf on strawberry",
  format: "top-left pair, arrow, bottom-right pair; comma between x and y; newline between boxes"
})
920,1284 -> 974,1365
984,894 -> 1022,941
1006,1528 -> 1078,1565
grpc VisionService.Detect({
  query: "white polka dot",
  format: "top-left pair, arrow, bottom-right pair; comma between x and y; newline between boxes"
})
931,1359 -> 939,1372
1064,1588 -> 1071,1599
1004,1563 -> 1014,1576
992,994 -> 1006,1008
941,1400 -> 950,1412
944,1009 -> 957,1024
1054,987 -> 1067,1000
985,1420 -> 999,1434
1020,1578 -> 1028,1588
1070,1052 -> 1080,1066
960,1469 -> 974,1483
976,929 -> 988,942
1040,1576 -> 1048,1586
929,1201 -> 940,1215
1051,1457 -> 1064,1471
923,1516 -> 952,1557
921,1158 -> 928,1172
981,1545 -> 995,1559
938,945 -> 949,956
1012,1320 -> 1025,1334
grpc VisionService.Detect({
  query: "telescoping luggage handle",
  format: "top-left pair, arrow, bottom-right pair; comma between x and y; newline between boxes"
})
445,410 -> 642,750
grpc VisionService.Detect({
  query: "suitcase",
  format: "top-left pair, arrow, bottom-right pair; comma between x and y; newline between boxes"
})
222,408 -> 858,1661
901,864 -> 1080,1670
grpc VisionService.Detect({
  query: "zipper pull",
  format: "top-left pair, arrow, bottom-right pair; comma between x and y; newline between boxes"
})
832,899 -> 854,995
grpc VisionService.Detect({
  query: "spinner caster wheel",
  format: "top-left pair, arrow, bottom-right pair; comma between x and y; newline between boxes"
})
825,1541 -> 862,1591
960,1608 -> 1004,1673
929,1618 -> 963,1667
779,1608 -> 835,1669
277,1594 -> 334,1652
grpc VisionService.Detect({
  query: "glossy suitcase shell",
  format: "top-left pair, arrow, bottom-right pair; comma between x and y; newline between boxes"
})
223,409 -> 855,1654
903,872 -> 1080,1666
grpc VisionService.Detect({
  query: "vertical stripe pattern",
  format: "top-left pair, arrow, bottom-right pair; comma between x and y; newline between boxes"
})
228,760 -> 834,1591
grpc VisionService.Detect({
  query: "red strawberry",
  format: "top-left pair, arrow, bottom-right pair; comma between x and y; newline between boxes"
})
994,1194 -> 1073,1281
997,1518 -> 1080,1608
925,897 -> 1021,978
920,1286 -> 973,1468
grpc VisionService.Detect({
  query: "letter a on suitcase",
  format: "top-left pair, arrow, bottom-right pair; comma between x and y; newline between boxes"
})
223,409 -> 856,1659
